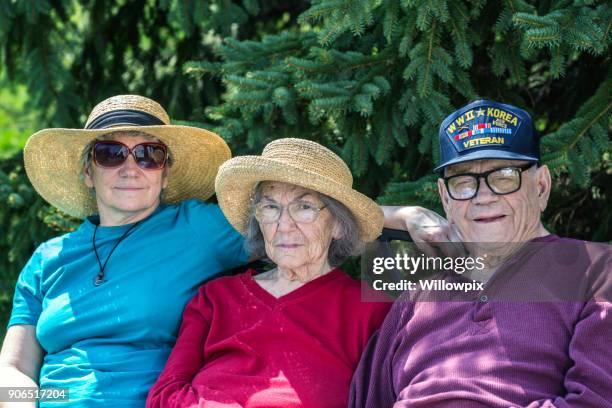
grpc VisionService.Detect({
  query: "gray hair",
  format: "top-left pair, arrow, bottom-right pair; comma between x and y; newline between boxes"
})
245,182 -> 363,267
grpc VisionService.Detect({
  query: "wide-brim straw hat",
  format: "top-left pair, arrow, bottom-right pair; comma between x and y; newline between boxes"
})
24,95 -> 231,218
215,138 -> 384,242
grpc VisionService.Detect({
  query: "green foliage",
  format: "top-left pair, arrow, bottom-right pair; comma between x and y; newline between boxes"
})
0,82 -> 35,158
541,73 -> 612,188
0,0 -> 305,128
0,153 -> 80,331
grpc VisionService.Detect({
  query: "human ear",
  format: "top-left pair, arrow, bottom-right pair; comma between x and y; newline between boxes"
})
162,167 -> 170,189
536,165 -> 552,211
331,218 -> 343,240
437,178 -> 451,218
83,165 -> 94,188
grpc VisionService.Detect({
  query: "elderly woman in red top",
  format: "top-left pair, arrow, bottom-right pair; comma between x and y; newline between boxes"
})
146,138 -> 391,408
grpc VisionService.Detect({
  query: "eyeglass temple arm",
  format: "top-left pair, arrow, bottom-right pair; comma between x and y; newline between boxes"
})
378,228 -> 413,242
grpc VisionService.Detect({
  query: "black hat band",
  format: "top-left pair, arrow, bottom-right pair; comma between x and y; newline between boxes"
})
86,109 -> 165,130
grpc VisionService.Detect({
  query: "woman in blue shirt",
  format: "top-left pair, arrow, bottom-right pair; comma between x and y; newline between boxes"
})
1,95 -> 249,407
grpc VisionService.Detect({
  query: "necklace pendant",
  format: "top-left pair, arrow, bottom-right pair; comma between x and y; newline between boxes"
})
93,277 -> 107,286
92,220 -> 141,288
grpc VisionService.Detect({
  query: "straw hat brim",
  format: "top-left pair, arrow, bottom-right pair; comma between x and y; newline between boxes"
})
215,156 -> 384,242
24,125 -> 231,219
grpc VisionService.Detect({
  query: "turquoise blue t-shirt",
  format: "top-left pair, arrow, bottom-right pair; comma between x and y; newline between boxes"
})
8,199 -> 249,407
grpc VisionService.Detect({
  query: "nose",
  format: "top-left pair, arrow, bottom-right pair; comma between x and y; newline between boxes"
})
118,154 -> 141,177
276,206 -> 297,232
471,177 -> 498,205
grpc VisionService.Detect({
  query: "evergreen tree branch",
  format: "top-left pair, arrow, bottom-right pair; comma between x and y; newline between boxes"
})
568,102 -> 612,150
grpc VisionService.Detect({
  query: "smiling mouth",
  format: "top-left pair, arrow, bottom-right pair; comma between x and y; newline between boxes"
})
473,215 -> 506,223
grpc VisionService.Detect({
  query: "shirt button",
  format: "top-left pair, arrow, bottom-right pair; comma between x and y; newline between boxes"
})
480,294 -> 488,302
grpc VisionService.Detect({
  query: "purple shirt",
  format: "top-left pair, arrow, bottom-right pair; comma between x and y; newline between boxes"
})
350,236 -> 612,407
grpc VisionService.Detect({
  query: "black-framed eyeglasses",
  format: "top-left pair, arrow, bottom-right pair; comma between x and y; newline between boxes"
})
443,163 -> 535,201
255,200 -> 327,224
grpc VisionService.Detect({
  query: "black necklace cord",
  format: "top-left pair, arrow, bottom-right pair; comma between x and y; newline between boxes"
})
92,221 -> 142,286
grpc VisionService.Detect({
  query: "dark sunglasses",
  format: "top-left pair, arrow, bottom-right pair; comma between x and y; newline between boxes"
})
92,141 -> 168,170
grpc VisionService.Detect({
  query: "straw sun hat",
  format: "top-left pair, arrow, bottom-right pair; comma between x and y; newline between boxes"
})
24,95 -> 231,218
215,138 -> 384,242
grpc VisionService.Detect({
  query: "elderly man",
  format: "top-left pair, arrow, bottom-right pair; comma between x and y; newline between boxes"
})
350,100 -> 611,408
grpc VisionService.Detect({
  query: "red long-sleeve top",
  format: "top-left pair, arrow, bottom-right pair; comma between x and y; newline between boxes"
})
147,268 -> 390,408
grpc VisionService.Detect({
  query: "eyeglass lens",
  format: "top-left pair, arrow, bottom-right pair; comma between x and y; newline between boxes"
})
255,201 -> 322,224
448,168 -> 521,200
93,142 -> 167,170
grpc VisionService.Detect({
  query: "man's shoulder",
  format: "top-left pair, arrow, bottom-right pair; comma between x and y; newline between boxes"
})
540,235 -> 611,262
510,235 -> 611,302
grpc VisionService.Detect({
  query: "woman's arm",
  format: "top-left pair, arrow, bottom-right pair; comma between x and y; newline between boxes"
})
0,325 -> 44,408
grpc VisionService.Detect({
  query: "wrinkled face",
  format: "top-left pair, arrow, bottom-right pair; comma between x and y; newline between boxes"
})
258,181 -> 340,271
438,159 -> 551,243
83,132 -> 168,223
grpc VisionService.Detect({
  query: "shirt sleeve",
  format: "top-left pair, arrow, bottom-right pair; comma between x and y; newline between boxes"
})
7,245 -> 45,328
525,300 -> 612,408
349,297 -> 413,408
183,200 -> 250,271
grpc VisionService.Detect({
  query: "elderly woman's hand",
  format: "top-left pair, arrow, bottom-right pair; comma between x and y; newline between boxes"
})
381,206 -> 467,258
